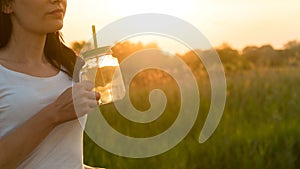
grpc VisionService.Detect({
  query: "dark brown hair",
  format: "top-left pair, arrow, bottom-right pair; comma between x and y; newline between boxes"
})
0,0 -> 81,79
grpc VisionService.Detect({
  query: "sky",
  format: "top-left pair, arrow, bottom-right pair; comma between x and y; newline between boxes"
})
61,0 -> 300,54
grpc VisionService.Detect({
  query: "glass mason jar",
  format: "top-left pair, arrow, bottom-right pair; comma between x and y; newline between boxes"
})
79,46 -> 126,104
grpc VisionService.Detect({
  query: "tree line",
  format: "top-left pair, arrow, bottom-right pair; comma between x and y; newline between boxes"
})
70,39 -> 300,88
70,40 -> 300,76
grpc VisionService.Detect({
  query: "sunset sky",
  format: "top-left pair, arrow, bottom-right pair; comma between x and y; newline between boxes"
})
61,0 -> 300,53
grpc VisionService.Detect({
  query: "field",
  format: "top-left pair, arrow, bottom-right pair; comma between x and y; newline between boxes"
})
82,67 -> 300,169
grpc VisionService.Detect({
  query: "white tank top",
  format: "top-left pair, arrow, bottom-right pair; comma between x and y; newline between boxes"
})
0,64 -> 86,169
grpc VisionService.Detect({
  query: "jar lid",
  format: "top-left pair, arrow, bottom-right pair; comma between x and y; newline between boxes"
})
81,46 -> 112,60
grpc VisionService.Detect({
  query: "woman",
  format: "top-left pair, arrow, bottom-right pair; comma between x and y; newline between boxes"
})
0,0 -> 100,168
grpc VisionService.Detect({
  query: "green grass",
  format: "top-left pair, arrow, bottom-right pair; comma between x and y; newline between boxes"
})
83,67 -> 300,169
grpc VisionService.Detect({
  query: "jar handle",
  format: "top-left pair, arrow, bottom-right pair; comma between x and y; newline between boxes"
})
79,70 -> 86,82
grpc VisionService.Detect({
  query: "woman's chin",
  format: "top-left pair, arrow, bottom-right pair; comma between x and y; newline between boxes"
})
56,24 -> 64,31
54,22 -> 64,31
45,21 -> 64,32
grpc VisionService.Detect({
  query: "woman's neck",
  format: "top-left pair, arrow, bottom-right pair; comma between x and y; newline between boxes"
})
0,32 -> 60,77
3,28 -> 47,65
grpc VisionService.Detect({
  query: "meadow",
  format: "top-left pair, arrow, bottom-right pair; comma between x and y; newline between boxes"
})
82,66 -> 300,169
69,40 -> 300,168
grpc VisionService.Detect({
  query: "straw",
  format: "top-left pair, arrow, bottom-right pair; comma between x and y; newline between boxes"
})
92,25 -> 98,48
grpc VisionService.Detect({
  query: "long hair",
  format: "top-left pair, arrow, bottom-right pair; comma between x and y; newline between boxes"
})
0,1 -> 81,79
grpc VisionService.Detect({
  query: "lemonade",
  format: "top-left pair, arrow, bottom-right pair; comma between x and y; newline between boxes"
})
94,66 -> 119,104
80,54 -> 125,104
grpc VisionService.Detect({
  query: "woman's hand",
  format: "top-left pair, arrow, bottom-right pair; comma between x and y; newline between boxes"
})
48,80 -> 100,125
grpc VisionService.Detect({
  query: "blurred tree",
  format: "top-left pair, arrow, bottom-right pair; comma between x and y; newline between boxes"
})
242,46 -> 259,68
257,45 -> 280,67
111,41 -> 159,62
284,40 -> 300,50
179,49 -> 204,72
242,44 -> 284,67
283,40 -> 300,66
70,40 -> 87,54
216,43 -> 250,71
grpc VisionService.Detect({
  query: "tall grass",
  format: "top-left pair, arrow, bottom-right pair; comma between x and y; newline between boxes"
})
83,67 -> 300,169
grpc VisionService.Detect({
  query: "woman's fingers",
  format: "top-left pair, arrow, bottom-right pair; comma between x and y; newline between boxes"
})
52,80 -> 101,124
95,92 -> 101,101
79,80 -> 94,90
72,80 -> 101,116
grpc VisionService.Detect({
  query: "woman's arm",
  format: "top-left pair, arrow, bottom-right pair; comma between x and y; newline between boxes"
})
0,104 -> 57,169
0,81 -> 99,169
